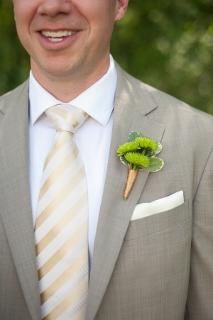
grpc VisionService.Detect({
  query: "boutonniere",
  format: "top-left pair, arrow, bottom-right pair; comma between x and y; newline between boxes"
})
117,132 -> 164,199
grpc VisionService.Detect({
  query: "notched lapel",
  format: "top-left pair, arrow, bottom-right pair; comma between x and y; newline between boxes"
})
86,67 -> 165,320
0,82 -> 41,320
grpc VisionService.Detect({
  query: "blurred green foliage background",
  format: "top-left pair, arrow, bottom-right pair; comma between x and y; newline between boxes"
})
0,0 -> 212,114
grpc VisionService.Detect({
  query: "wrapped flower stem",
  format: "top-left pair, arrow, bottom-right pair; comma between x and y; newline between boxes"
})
123,168 -> 139,199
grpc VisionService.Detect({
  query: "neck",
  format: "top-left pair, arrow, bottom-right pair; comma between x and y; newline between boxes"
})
31,57 -> 110,102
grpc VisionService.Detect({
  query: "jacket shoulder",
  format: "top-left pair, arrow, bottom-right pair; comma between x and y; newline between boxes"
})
118,66 -> 213,132
0,81 -> 28,113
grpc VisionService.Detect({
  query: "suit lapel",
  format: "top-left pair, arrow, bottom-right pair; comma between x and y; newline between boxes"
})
0,82 -> 41,320
87,66 -> 165,320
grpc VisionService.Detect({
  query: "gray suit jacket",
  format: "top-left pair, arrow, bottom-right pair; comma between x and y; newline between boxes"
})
0,65 -> 213,320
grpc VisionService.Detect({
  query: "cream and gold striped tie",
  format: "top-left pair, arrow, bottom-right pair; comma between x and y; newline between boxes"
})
35,104 -> 89,320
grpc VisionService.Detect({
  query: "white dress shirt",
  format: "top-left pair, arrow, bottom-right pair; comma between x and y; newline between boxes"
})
29,56 -> 117,262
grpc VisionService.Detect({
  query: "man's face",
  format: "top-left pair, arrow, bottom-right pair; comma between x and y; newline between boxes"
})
13,0 -> 128,82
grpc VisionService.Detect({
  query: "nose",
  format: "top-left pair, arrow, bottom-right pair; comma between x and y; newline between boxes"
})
37,0 -> 72,17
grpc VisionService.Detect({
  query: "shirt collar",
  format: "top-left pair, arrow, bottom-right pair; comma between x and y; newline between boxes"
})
29,55 -> 117,127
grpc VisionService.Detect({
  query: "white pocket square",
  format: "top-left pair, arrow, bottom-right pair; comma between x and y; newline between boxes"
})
131,191 -> 184,221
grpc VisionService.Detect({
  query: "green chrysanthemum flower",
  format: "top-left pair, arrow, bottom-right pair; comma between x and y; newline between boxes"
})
117,136 -> 159,158
135,137 -> 158,152
117,140 -> 140,156
124,152 -> 150,169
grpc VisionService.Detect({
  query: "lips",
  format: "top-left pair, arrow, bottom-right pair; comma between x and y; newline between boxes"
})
35,28 -> 81,50
40,30 -> 77,43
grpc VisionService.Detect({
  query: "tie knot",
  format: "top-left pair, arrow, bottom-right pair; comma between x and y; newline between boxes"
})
45,104 -> 88,133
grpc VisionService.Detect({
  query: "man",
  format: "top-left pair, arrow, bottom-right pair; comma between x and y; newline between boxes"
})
0,0 -> 213,319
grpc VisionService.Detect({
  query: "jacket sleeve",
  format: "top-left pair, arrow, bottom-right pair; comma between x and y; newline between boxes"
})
186,147 -> 213,319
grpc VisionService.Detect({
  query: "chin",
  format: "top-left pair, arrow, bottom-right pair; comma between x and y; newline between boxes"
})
41,63 -> 76,79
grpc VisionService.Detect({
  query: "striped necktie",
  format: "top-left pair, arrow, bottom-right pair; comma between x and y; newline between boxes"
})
35,104 -> 89,320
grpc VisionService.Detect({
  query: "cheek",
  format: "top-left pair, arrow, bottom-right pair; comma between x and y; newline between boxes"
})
13,1 -> 35,29
13,4 -> 36,52
73,0 -> 116,24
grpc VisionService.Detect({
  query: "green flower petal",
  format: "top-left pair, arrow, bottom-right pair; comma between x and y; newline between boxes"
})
124,152 -> 150,169
117,140 -> 140,156
117,136 -> 160,157
135,137 -> 158,152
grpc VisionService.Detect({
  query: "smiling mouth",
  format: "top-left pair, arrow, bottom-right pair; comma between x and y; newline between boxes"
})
40,30 -> 77,42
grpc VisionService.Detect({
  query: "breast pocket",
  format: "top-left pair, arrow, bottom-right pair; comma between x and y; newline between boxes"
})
124,200 -> 190,242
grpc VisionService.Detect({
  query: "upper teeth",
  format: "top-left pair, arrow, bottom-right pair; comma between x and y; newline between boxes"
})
42,30 -> 73,38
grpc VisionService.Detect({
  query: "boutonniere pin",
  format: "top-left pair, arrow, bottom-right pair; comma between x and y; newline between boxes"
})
117,132 -> 164,199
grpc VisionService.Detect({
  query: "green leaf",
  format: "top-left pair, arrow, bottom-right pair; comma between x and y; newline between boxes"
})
120,155 -> 129,166
128,131 -> 141,142
155,142 -> 163,155
148,157 -> 164,172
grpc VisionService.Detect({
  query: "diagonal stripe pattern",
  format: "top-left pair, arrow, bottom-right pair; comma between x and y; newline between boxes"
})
35,104 -> 89,320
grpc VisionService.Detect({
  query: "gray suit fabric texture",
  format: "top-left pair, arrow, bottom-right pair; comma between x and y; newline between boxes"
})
0,65 -> 213,320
